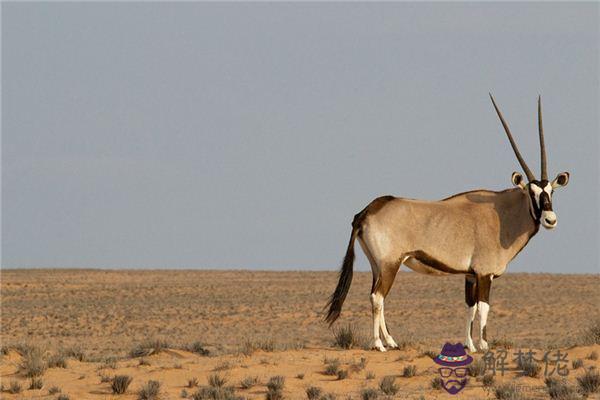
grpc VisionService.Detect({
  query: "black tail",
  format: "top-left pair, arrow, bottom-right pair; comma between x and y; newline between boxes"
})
324,224 -> 359,326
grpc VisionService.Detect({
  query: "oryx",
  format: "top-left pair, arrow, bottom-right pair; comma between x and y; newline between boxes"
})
325,94 -> 570,352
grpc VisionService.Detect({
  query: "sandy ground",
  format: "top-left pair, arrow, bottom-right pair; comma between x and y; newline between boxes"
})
1,269 -> 599,399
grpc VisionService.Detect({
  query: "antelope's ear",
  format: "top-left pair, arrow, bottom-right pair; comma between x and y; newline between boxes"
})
511,172 -> 526,189
552,172 -> 570,188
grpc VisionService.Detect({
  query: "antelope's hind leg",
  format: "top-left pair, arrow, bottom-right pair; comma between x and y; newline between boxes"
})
476,274 -> 493,352
370,261 -> 401,351
464,275 -> 478,353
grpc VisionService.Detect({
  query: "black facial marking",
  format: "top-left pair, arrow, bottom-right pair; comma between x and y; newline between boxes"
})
528,179 -> 553,221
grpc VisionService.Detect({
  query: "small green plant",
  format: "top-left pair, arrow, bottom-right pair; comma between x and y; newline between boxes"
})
336,369 -> 348,380
360,388 -> 378,400
431,376 -> 443,390
138,380 -> 161,400
402,364 -> 417,377
379,375 -> 399,395
208,373 -> 227,388
188,377 -> 199,388
29,377 -> 43,389
572,358 -> 584,369
111,375 -> 133,394
323,358 -> 340,375
240,376 -> 258,389
306,386 -> 322,400
577,368 -> 600,396
9,380 -> 22,393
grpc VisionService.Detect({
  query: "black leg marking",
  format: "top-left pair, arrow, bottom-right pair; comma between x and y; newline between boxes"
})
482,326 -> 487,341
465,275 -> 477,307
476,275 -> 492,303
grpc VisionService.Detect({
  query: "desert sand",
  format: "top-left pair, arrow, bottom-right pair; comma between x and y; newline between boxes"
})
1,269 -> 599,399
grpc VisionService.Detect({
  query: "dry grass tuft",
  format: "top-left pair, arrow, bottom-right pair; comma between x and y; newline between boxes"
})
9,380 -> 22,393
29,377 -> 43,389
494,382 -> 522,400
577,368 -> 600,396
137,380 -> 161,400
517,357 -> 541,378
239,376 -> 258,389
402,364 -> 417,377
187,377 -> 199,388
208,373 -> 227,388
379,375 -> 399,395
130,339 -> 169,358
572,358 -> 584,369
185,341 -> 210,356
111,375 -> 133,394
323,358 -> 340,376
49,385 -> 61,394
431,376 -> 443,390
545,376 -> 580,400
48,353 -> 68,369
306,386 -> 322,400
332,324 -> 367,349
266,375 -> 285,400
587,351 -> 598,361
360,388 -> 378,400
580,319 -> 600,345
20,346 -> 46,377
468,358 -> 486,377
336,369 -> 348,380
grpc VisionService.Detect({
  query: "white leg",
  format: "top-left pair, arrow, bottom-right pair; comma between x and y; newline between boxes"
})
370,293 -> 386,352
380,302 -> 398,348
477,301 -> 490,351
464,305 -> 477,353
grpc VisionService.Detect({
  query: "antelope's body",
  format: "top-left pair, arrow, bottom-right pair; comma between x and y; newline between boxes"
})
325,95 -> 570,352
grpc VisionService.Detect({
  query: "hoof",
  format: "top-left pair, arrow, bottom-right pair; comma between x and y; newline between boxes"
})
464,341 -> 477,353
479,340 -> 489,352
373,339 -> 387,352
385,337 -> 399,349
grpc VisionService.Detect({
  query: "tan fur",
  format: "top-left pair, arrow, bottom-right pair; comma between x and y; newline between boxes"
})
358,188 -> 538,278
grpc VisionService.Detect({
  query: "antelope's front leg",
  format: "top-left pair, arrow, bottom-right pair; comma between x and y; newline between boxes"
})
476,274 -> 493,352
464,276 -> 477,353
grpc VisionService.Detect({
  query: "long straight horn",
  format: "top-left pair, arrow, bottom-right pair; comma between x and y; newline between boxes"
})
489,93 -> 535,181
538,96 -> 548,180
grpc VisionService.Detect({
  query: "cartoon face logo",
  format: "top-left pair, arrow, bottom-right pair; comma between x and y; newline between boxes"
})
433,343 -> 473,395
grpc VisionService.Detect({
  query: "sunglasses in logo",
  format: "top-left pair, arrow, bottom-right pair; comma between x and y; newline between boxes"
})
438,367 -> 468,378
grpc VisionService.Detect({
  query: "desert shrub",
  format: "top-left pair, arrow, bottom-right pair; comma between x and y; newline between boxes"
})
130,339 -> 169,358
468,358 -> 486,377
323,358 -> 340,375
8,380 -> 22,393
58,395 -> 70,400
587,351 -> 598,361
29,377 -> 43,389
431,376 -> 443,390
580,319 -> 600,345
48,353 -> 68,368
187,341 -> 210,356
240,376 -> 258,389
181,389 -> 188,398
332,324 -> 366,349
306,386 -> 322,400
482,374 -> 495,388
490,337 -> 514,349
240,337 -> 276,355
360,388 -> 378,400
572,359 -> 584,369
402,364 -> 417,377
379,375 -> 399,395
192,386 -> 239,400
265,375 -> 285,400
208,373 -> 227,388
188,377 -> 199,388
295,373 -> 305,379
350,357 -> 367,373
20,346 -> 46,377
138,380 -> 161,400
365,371 -> 375,380
577,368 -> 600,396
258,338 -> 276,352
112,375 -> 133,394
336,369 -> 348,380
213,361 -> 231,371
421,350 -> 438,359
102,356 -> 118,369
63,346 -> 86,362
49,385 -> 61,394
545,377 -> 579,400
494,383 -> 522,400
517,357 -> 541,377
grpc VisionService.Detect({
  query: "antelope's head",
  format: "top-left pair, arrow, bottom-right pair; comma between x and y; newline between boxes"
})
490,94 -> 570,230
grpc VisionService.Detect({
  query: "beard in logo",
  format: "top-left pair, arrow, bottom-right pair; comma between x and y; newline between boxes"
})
441,377 -> 468,394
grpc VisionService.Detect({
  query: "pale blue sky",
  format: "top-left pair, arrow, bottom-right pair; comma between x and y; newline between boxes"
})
2,2 -> 598,272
